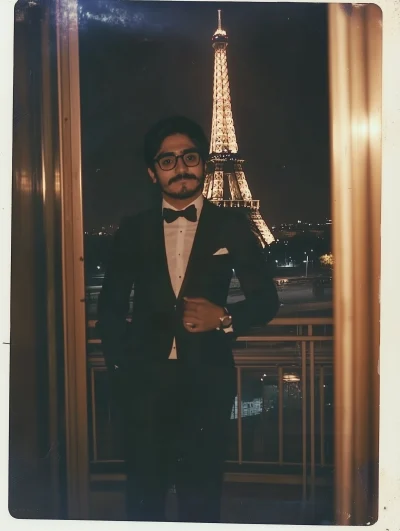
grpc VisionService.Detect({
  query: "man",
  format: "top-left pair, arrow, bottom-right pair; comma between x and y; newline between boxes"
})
97,115 -> 279,523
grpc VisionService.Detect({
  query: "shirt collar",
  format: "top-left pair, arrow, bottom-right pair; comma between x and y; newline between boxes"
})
162,193 -> 204,217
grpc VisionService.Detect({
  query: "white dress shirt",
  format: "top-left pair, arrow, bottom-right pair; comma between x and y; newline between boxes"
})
163,194 -> 204,359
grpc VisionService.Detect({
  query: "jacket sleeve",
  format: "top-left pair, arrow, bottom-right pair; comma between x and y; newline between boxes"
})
225,213 -> 279,336
97,217 -> 137,369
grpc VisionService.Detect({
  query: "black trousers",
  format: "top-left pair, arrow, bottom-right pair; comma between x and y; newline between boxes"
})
111,360 -> 236,523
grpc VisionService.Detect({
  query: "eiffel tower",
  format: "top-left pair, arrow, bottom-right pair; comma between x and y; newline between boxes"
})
203,10 -> 275,247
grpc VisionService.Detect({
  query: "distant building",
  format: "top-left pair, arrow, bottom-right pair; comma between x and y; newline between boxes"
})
271,220 -> 330,240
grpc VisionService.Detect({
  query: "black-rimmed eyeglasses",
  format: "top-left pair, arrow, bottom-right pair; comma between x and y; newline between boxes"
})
154,149 -> 201,171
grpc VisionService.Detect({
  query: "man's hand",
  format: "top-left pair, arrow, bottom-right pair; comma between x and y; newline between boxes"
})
182,297 -> 225,333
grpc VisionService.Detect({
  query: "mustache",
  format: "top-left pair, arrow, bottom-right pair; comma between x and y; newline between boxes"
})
168,173 -> 200,186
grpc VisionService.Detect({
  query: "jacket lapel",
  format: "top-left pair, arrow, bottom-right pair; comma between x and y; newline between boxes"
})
177,199 -> 216,300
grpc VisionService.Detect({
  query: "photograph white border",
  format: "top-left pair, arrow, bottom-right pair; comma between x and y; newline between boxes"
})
0,0 -> 399,529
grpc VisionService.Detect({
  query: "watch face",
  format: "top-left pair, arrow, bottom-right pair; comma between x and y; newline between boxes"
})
221,315 -> 232,328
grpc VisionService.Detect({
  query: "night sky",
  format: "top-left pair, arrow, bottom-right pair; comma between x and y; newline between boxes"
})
78,0 -> 331,230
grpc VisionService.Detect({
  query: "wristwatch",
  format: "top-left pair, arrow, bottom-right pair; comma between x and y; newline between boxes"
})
217,307 -> 233,330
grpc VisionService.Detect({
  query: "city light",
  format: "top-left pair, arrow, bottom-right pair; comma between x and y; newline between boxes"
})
283,373 -> 300,382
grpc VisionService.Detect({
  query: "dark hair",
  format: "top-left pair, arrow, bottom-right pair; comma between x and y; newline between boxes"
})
144,115 -> 210,169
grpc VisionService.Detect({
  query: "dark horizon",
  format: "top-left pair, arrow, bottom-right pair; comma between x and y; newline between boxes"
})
85,217 -> 333,233
79,1 -> 331,230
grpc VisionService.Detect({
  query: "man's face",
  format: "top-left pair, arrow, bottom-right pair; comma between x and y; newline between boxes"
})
148,133 -> 205,200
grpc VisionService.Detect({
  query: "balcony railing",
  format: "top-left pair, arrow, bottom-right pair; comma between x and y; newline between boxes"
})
86,317 -> 333,506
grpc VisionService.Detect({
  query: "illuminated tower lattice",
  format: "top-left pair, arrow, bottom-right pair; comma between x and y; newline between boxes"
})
203,10 -> 275,246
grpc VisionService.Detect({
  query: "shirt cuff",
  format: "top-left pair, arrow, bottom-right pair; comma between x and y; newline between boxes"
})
222,325 -> 234,333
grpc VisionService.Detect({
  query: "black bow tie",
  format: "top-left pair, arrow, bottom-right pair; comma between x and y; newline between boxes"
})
163,204 -> 197,223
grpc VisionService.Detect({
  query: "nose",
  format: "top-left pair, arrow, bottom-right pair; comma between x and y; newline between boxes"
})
175,154 -> 189,173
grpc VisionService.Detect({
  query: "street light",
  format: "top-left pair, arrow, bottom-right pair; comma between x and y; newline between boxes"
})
304,252 -> 309,278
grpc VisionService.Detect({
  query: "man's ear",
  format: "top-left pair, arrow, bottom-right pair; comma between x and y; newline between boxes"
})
147,167 -> 157,184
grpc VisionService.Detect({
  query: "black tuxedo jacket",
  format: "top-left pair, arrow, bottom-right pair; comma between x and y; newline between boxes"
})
97,199 -> 279,371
